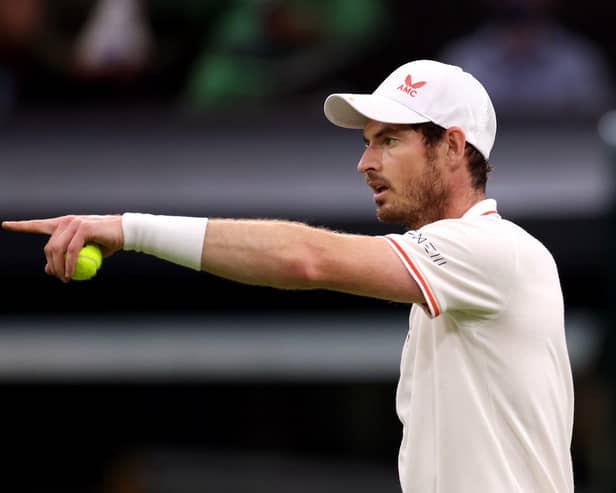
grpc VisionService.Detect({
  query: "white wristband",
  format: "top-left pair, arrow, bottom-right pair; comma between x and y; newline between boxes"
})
121,213 -> 208,271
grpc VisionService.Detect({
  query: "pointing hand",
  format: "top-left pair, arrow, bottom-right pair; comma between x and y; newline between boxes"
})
2,215 -> 123,282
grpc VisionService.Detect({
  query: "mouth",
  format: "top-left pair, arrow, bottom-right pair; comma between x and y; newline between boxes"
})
374,189 -> 387,201
370,183 -> 390,203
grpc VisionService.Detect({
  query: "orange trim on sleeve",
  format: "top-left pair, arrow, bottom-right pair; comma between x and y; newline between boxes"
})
385,237 -> 440,317
481,210 -> 497,216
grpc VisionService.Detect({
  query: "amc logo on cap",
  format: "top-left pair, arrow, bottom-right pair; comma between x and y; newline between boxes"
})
397,74 -> 426,97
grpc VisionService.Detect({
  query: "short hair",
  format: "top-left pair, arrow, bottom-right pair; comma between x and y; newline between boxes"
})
406,122 -> 492,191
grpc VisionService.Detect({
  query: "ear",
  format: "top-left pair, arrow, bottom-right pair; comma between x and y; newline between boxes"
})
444,127 -> 467,169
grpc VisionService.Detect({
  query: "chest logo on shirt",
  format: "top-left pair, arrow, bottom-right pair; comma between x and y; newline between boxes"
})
406,231 -> 447,266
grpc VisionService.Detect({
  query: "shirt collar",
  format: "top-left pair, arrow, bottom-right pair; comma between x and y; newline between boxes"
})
462,198 -> 499,218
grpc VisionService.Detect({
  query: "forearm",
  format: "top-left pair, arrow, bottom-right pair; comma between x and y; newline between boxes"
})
202,218 -> 332,289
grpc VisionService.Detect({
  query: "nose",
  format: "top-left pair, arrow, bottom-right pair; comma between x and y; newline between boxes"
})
357,146 -> 380,174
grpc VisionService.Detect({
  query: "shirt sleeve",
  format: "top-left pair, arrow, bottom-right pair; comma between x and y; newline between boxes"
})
384,219 -> 513,319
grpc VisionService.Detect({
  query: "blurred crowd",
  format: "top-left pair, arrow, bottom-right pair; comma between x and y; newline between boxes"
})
0,0 -> 614,118
0,0 -> 391,113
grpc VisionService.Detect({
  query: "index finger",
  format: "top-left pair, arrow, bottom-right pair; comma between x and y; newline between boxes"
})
2,218 -> 61,235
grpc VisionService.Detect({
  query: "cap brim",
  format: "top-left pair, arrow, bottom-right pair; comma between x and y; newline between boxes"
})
324,93 -> 430,129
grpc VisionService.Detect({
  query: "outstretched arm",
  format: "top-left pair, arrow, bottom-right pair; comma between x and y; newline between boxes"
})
2,214 -> 423,304
203,218 -> 420,303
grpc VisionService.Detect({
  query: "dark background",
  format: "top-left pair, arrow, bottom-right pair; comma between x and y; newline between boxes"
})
1,1 -> 616,492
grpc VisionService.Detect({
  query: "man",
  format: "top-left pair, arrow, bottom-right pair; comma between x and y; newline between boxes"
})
2,59 -> 574,492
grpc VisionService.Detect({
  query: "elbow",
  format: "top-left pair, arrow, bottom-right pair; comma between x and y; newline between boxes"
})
282,245 -> 329,290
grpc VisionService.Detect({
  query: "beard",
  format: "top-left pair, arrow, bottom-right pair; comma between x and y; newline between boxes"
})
376,155 -> 448,230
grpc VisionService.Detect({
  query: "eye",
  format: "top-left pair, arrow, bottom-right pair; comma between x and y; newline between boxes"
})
383,136 -> 397,146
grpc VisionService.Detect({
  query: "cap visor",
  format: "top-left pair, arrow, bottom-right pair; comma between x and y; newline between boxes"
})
324,93 -> 430,129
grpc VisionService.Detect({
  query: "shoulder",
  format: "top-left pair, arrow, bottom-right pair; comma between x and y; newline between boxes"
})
420,213 -> 512,253
385,213 -> 516,317
420,212 -> 555,274
500,219 -> 559,271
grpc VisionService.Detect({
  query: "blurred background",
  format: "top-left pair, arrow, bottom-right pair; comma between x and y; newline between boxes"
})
1,0 -> 615,491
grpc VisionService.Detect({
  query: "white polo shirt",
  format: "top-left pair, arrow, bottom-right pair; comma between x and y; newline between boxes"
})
384,199 -> 574,493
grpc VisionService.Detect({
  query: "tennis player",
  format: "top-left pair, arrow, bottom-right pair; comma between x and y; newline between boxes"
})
2,59 -> 574,493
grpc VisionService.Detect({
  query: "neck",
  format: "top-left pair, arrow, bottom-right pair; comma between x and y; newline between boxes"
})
445,188 -> 486,219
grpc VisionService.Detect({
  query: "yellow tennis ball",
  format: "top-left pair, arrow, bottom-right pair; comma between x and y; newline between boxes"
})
72,243 -> 103,281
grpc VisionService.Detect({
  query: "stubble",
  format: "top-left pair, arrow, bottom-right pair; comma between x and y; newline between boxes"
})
378,152 -> 448,230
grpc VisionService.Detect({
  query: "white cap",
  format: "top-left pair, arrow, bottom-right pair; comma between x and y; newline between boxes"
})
324,59 -> 497,159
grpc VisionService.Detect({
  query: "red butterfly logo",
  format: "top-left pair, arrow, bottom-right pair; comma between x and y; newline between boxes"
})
397,74 -> 427,97
405,74 -> 426,89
